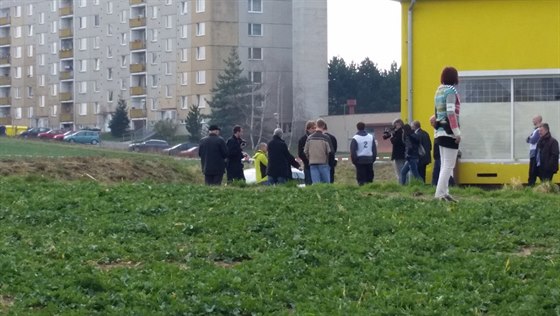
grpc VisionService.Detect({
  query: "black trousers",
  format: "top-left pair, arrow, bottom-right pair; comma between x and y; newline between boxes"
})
355,163 -> 374,186
204,173 -> 223,186
528,156 -> 538,185
330,166 -> 336,183
303,166 -> 312,185
226,163 -> 245,183
418,163 -> 428,183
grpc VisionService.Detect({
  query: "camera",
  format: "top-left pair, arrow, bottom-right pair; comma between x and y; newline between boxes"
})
240,139 -> 247,148
382,127 -> 395,140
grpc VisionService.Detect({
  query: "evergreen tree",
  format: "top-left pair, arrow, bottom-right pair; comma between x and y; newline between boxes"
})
108,98 -> 130,137
207,48 -> 253,138
185,103 -> 203,142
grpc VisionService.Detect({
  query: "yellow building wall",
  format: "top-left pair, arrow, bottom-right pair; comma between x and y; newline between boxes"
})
399,0 -> 560,184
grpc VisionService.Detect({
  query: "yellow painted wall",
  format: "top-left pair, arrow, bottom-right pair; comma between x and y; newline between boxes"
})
399,0 -> 560,184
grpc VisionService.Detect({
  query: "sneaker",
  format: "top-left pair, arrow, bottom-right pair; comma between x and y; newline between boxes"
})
443,195 -> 458,203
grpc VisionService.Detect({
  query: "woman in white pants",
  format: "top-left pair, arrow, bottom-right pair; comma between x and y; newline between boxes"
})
433,67 -> 461,202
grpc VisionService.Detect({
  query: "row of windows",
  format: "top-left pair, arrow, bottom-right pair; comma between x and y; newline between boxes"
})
458,77 -> 560,103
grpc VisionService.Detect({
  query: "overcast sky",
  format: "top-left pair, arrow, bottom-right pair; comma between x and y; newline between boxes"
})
328,0 -> 401,70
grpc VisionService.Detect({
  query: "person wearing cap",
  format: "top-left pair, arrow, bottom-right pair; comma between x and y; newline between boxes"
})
267,128 -> 300,184
226,125 -> 247,183
198,125 -> 228,185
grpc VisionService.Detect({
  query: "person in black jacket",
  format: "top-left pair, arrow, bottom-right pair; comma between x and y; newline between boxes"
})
412,120 -> 432,183
297,120 -> 316,185
536,123 -> 559,182
226,125 -> 247,183
268,128 -> 300,185
324,123 -> 338,183
399,124 -> 422,185
198,125 -> 228,186
383,118 -> 406,183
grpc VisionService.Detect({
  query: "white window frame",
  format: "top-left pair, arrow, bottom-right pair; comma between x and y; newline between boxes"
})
107,67 -> 113,80
248,23 -> 262,36
40,95 -> 45,107
14,26 -> 22,38
166,39 -> 173,52
166,15 -> 172,28
79,81 -> 87,93
196,23 -> 205,36
181,1 -> 188,14
180,96 -> 188,109
196,46 -> 206,60
15,6 -> 22,17
80,16 -> 87,29
196,70 -> 206,84
51,105 -> 57,117
27,45 -> 33,57
181,72 -> 188,85
94,58 -> 100,71
181,48 -> 188,61
28,4 -> 33,16
181,25 -> 188,38
107,1 -> 113,14
165,85 -> 172,98
15,46 -> 22,58
151,6 -> 158,19
79,38 -> 87,50
15,67 -> 22,78
79,103 -> 87,116
151,74 -> 158,87
196,0 -> 205,12
80,59 -> 87,72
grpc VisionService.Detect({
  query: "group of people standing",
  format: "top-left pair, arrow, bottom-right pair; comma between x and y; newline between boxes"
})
526,115 -> 559,185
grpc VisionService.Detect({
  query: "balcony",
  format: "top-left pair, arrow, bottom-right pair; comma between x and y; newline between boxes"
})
0,97 -> 10,105
0,116 -> 11,125
130,108 -> 147,118
129,17 -> 146,28
59,92 -> 73,101
59,49 -> 73,59
0,56 -> 9,65
0,37 -> 10,46
130,0 -> 146,5
130,64 -> 146,73
59,71 -> 73,80
60,113 -> 73,122
130,86 -> 146,95
129,40 -> 146,51
59,28 -> 73,38
0,16 -> 10,26
0,76 -> 10,86
59,7 -> 73,16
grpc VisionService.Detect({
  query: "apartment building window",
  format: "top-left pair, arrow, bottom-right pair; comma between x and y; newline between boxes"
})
94,102 -> 100,114
94,36 -> 100,49
166,0 -> 172,5
51,63 -> 57,75
249,0 -> 262,12
80,103 -> 87,115
108,90 -> 114,102
151,75 -> 158,87
93,81 -> 99,92
181,72 -> 188,85
181,1 -> 188,14
120,33 -> 127,45
151,53 -> 157,64
28,107 -> 33,118
51,21 -> 57,33
151,29 -> 158,42
165,85 -> 172,98
80,0 -> 87,8
249,71 -> 262,84
120,55 -> 127,68
15,108 -> 22,119
180,48 -> 188,61
94,15 -> 100,27
120,79 -> 126,90
27,86 -> 33,98
196,71 -> 206,84
40,12 -> 45,24
51,105 -> 57,117
51,0 -> 57,12
15,67 -> 22,79
152,7 -> 158,19
27,45 -> 33,57
40,54 -> 45,66
107,2 -> 113,14
39,74 -> 45,86
107,68 -> 113,80
180,96 -> 188,109
166,16 -> 172,28
196,46 -> 205,60
15,47 -> 22,59
79,16 -> 87,29
248,23 -> 262,36
27,25 -> 33,37
196,23 -> 205,36
15,6 -> 22,17
51,42 -> 57,54
94,0 -> 100,5
14,26 -> 22,38
28,4 -> 33,16
107,24 -> 113,36
151,98 -> 158,110
80,60 -> 87,72
196,0 -> 205,12
79,38 -> 87,50
14,87 -> 21,99
95,58 -> 100,70
51,84 -> 57,96
27,65 -> 33,77
181,25 -> 188,38
121,10 -> 127,23
165,39 -> 173,52
79,81 -> 87,93
164,62 -> 171,75
40,95 -> 45,107
40,33 -> 45,45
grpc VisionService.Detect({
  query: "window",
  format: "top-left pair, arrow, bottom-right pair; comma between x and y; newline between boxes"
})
180,96 -> 188,109
107,46 -> 113,58
40,54 -> 45,66
181,25 -> 188,38
28,4 -> 33,15
249,0 -> 262,12
196,23 -> 205,36
248,23 -> 262,36
166,15 -> 172,28
51,63 -> 57,75
40,12 -> 45,24
80,0 -> 87,7
15,6 -> 21,17
15,108 -> 22,119
151,98 -> 158,110
120,79 -> 126,90
151,53 -> 157,64
79,81 -> 87,93
164,62 -> 171,75
181,1 -> 188,14
107,1 -> 113,14
51,42 -> 57,54
14,87 -> 21,98
181,72 -> 188,85
94,102 -> 100,114
152,6 -> 158,19
93,81 -> 99,92
121,55 -> 126,67
15,67 -> 22,78
94,0 -> 99,5
15,46 -> 22,58
166,0 -> 172,5
80,103 -> 87,115
165,39 -> 173,52
27,25 -> 33,37
79,38 -> 87,50
27,65 -> 33,77
94,15 -> 100,27
80,60 -> 87,72
27,86 -> 33,98
51,105 -> 57,117
39,74 -> 45,86
121,10 -> 127,23
196,0 -> 205,12
27,45 -> 33,57
40,95 -> 45,107
151,75 -> 158,87
94,36 -> 100,48
120,33 -> 127,45
14,26 -> 22,38
107,24 -> 113,36
28,107 -> 33,118
165,85 -> 171,98
79,16 -> 87,29
249,71 -> 262,83
51,21 -> 57,33
196,46 -> 205,60
51,0 -> 56,12
196,71 -> 206,84
51,84 -> 57,96
180,48 -> 188,61
151,29 -> 158,42
107,68 -> 113,80
108,90 -> 114,102
40,33 -> 45,45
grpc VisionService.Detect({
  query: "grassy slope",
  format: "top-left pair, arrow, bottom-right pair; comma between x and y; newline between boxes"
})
1,179 -> 559,315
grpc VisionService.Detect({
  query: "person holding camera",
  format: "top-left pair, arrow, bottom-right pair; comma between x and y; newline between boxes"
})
226,125 -> 247,183
383,118 -> 406,183
434,66 -> 461,202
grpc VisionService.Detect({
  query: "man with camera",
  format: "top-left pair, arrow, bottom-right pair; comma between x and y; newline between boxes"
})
382,118 -> 406,183
226,125 -> 247,183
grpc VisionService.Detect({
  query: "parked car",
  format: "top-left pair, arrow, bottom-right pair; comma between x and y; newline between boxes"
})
64,130 -> 100,144
128,139 -> 170,152
19,127 -> 51,138
38,129 -> 64,140
177,146 -> 199,158
54,130 -> 75,141
162,142 -> 195,156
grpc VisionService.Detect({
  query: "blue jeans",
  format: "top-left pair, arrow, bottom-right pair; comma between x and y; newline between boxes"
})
400,158 -> 421,185
310,164 -> 331,184
268,176 -> 287,185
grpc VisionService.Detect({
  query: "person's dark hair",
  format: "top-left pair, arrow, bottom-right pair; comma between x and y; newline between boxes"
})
305,120 -> 316,131
441,67 -> 459,85
232,125 -> 242,134
316,118 -> 327,129
541,123 -> 550,132
402,124 -> 413,136
357,122 -> 365,131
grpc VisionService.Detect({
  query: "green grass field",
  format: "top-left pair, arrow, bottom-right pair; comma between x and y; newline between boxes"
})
0,137 -> 134,158
1,137 -> 559,314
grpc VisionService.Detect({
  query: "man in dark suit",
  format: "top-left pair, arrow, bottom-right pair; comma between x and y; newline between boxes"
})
412,120 -> 432,183
226,125 -> 246,183
198,125 -> 228,185
297,120 -> 316,185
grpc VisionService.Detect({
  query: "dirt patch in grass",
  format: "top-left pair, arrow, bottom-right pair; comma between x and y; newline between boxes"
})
1,295 -> 14,309
91,260 -> 143,271
0,157 -> 201,184
214,261 -> 244,269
